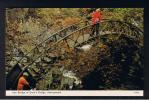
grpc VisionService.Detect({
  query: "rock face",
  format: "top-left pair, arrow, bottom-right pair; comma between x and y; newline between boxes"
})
6,33 -> 143,90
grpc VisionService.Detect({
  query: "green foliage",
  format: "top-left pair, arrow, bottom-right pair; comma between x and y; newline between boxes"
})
102,8 -> 144,28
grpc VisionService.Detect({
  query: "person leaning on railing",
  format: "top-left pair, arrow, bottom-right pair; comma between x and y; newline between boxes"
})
91,9 -> 102,36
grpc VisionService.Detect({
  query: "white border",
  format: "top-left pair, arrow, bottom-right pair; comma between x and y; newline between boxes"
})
6,90 -> 143,96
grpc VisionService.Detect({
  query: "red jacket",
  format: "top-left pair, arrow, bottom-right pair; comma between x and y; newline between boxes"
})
17,76 -> 29,90
92,11 -> 102,24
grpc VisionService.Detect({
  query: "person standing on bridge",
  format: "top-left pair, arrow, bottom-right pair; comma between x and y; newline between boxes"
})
17,72 -> 30,90
91,9 -> 102,36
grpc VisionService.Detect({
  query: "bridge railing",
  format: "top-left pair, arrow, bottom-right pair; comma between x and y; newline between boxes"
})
7,21 -> 89,70
100,20 -> 143,41
8,19 -> 144,72
24,20 -> 144,67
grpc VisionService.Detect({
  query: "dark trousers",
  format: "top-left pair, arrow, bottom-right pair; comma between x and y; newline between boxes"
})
92,23 -> 100,36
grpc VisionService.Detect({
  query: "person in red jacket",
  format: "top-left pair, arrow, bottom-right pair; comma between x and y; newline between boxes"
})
17,72 -> 30,90
91,9 -> 102,36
